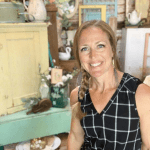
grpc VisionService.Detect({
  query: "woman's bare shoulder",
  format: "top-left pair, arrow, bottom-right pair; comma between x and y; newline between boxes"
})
70,86 -> 79,106
136,83 -> 150,116
135,83 -> 150,148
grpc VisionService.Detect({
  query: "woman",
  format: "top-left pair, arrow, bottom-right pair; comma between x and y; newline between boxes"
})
67,20 -> 150,150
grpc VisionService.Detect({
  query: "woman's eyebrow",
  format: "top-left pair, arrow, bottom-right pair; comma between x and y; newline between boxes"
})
95,41 -> 106,44
80,44 -> 89,47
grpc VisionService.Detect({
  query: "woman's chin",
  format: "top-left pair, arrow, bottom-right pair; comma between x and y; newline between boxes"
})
89,71 -> 102,78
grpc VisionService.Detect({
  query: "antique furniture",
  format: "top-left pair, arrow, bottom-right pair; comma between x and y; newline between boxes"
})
142,33 -> 150,79
120,28 -> 150,80
46,4 -> 59,66
0,23 -> 49,116
0,22 -> 71,148
0,102 -> 71,146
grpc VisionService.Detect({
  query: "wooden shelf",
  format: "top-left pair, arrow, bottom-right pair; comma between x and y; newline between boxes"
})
59,59 -> 80,72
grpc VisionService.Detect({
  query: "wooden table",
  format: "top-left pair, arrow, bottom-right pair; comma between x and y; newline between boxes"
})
0,102 -> 71,146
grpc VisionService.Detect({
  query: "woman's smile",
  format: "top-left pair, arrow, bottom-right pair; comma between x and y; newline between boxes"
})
90,62 -> 102,67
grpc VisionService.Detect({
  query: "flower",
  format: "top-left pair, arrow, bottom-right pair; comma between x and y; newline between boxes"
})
38,64 -> 79,99
62,75 -> 68,82
46,75 -> 51,80
48,67 -> 52,72
30,100 -> 34,104
54,82 -> 64,87
52,59 -> 56,63
66,74 -> 73,79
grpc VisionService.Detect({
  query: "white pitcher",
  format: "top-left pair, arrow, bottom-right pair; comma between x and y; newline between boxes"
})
127,10 -> 141,25
23,0 -> 47,22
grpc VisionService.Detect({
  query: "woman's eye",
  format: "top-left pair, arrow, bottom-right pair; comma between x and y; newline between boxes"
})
81,47 -> 88,51
97,44 -> 105,48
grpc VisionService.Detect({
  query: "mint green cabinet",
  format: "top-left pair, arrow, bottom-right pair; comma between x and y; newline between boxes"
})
0,102 -> 71,146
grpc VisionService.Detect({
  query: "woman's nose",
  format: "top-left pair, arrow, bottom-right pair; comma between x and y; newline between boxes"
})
90,50 -> 97,59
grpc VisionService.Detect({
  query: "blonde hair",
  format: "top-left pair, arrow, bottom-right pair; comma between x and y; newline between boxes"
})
73,20 -> 120,100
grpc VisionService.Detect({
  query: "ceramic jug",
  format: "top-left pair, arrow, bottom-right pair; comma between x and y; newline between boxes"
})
127,10 -> 141,25
23,0 -> 47,22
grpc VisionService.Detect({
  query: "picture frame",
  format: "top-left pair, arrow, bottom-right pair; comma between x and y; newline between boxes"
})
79,5 -> 106,26
142,33 -> 150,79
51,68 -> 62,84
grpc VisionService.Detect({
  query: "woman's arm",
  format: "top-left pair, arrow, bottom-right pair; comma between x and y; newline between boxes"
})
135,83 -> 150,149
68,103 -> 85,150
68,89 -> 85,150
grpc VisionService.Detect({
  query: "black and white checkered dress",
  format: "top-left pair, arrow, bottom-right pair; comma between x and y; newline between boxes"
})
78,73 -> 142,150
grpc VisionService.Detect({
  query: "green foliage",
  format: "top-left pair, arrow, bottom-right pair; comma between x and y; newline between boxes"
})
53,0 -> 72,30
21,97 -> 41,110
125,17 -> 145,27
61,14 -> 72,30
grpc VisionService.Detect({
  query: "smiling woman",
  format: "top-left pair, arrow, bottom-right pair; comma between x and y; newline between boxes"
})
67,20 -> 150,150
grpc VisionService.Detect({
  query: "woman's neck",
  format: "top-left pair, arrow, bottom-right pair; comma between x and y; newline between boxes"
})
89,69 -> 120,93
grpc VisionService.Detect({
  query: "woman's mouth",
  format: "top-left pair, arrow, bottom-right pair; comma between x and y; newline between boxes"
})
90,62 -> 102,67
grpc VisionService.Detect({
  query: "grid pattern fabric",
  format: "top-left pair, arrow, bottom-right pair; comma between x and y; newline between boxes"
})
78,73 -> 142,150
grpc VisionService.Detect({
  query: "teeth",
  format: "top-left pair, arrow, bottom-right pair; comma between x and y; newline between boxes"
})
90,63 -> 101,67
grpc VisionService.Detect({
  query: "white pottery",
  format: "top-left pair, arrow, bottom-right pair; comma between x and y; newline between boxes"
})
23,0 -> 47,22
59,47 -> 71,60
127,10 -> 141,25
67,30 -> 76,45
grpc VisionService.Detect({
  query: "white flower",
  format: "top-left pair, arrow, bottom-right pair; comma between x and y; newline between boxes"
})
66,74 -> 73,79
69,5 -> 75,13
35,141 -> 39,144
36,144 -> 40,148
62,75 -> 68,82
49,67 -> 52,72
30,100 -> 34,104
46,75 -> 51,80
52,59 -> 56,63
54,82 -> 64,87
38,140 -> 41,143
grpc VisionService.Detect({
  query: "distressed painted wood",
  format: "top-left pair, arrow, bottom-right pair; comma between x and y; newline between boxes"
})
135,0 -> 149,19
0,102 -> 71,146
0,23 -> 50,116
142,33 -> 150,79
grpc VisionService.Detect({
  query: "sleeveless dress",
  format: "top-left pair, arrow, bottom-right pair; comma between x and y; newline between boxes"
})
78,73 -> 142,150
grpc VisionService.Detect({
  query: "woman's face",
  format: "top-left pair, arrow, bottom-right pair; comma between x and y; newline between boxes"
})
78,27 -> 114,78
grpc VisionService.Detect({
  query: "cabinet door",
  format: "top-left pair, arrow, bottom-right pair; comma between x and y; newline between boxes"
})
0,33 -> 7,115
5,32 -> 41,114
